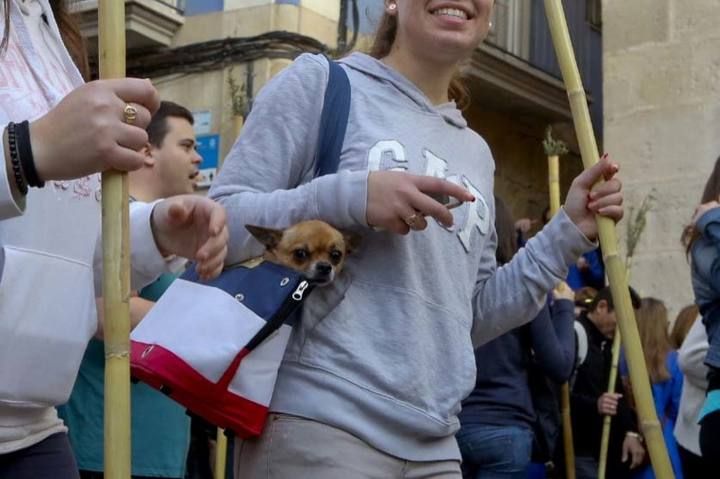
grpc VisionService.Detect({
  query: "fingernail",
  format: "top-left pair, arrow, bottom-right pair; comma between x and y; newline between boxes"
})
601,153 -> 609,160
589,191 -> 597,200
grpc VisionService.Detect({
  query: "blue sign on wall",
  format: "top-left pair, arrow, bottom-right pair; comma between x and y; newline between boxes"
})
195,134 -> 220,188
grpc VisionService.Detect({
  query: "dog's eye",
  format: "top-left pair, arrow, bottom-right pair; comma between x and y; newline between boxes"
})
293,249 -> 309,262
329,249 -> 343,264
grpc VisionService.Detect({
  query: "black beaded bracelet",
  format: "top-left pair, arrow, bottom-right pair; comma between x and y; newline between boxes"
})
14,120 -> 44,188
6,123 -> 28,196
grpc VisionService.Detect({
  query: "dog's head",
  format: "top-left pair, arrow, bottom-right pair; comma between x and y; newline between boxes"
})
246,220 -> 360,286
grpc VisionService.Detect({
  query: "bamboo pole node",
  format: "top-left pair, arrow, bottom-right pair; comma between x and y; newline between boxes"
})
104,351 -> 130,359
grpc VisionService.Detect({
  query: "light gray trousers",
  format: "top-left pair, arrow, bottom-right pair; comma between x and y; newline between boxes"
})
234,413 -> 462,479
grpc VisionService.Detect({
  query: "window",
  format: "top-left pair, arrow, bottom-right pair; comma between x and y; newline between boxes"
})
587,0 -> 602,30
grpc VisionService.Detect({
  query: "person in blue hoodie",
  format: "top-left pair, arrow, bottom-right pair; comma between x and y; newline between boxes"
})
457,196 -> 577,478
210,1 -> 625,477
684,156 -> 720,467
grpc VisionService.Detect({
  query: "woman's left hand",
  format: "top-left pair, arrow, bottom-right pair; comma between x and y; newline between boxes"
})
564,154 -> 623,241
150,195 -> 229,280
692,200 -> 720,226
553,281 -> 575,301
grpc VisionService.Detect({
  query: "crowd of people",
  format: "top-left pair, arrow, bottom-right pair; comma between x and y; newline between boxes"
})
0,1 -> 718,479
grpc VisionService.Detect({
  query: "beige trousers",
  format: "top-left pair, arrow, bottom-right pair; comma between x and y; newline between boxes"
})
234,413 -> 461,479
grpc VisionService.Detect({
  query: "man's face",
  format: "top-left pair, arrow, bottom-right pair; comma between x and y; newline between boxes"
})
590,300 -> 618,339
149,117 -> 202,196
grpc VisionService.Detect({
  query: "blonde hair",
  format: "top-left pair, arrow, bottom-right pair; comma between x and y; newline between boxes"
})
369,11 -> 470,109
636,298 -> 672,383
670,304 -> 699,349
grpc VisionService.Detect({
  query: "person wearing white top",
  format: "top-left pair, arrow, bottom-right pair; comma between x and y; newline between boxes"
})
0,1 -> 229,478
674,318 -> 710,478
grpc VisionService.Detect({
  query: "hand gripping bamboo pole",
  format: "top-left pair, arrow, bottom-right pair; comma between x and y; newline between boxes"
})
98,1 -> 131,478
543,2 -> 674,478
543,128 -> 575,479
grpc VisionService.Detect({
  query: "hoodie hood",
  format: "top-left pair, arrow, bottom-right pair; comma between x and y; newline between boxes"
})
341,52 -> 468,129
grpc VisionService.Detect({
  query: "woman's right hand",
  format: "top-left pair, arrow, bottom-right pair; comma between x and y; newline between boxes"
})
366,171 -> 476,234
29,78 -> 160,181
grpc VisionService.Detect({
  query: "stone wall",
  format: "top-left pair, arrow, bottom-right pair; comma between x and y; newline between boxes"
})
603,0 -> 720,317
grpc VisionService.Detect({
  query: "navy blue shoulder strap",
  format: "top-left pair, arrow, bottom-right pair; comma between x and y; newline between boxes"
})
313,59 -> 351,178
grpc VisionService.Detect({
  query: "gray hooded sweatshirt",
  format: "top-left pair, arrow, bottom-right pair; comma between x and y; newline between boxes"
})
209,52 -> 594,461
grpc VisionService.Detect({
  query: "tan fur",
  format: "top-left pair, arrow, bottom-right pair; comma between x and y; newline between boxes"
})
245,220 -> 360,285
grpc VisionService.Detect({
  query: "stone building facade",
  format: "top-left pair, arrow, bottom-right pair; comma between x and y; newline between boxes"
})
604,0 -> 720,315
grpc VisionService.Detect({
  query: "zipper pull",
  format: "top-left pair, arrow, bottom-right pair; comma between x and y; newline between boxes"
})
292,281 -> 310,301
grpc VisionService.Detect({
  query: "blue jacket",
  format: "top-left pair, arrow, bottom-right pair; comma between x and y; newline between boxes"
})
567,248 -> 605,291
690,208 -> 720,369
691,208 -> 720,313
459,298 -> 576,428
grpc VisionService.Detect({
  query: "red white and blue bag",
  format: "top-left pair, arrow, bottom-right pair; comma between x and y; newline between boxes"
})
129,58 -> 350,438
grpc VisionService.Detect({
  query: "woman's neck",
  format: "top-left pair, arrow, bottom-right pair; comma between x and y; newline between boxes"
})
381,47 -> 456,105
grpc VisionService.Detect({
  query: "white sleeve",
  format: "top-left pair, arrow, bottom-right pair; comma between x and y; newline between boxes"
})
93,200 -> 176,296
678,319 -> 710,389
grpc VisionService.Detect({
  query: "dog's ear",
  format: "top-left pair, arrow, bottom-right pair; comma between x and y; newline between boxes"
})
342,231 -> 362,255
245,225 -> 283,250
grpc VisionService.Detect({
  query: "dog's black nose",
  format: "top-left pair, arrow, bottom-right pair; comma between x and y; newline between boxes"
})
316,262 -> 332,275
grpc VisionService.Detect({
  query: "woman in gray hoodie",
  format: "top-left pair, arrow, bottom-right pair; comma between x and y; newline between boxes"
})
210,1 -> 624,477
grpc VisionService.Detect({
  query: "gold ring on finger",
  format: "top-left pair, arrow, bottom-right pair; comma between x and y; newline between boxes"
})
404,212 -> 420,228
123,103 -> 138,125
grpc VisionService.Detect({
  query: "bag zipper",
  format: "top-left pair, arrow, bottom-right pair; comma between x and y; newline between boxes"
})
243,280 -> 311,351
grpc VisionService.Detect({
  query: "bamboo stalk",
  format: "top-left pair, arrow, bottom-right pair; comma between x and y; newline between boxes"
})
99,1 -> 131,478
543,128 -> 575,479
598,328 -> 622,479
559,378 -> 576,479
549,155 -> 561,215
543,2 -> 674,478
598,263 -> 631,479
214,429 -> 228,479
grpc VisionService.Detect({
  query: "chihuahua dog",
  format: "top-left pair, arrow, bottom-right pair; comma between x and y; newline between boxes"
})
245,220 -> 360,286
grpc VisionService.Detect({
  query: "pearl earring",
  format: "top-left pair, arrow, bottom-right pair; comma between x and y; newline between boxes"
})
389,3 -> 397,11
489,21 -> 493,29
